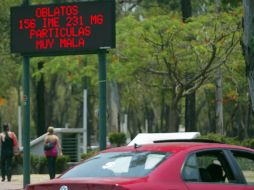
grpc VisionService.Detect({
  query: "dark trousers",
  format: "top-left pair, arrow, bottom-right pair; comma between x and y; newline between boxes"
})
1,155 -> 13,181
47,156 -> 57,179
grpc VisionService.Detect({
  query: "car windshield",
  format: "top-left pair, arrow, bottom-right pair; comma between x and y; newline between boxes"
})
61,151 -> 171,178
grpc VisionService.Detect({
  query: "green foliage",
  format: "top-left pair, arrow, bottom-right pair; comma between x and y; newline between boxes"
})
80,150 -> 98,160
113,9 -> 242,132
0,0 -> 251,143
109,132 -> 127,147
0,0 -> 23,133
13,155 -> 70,174
31,155 -> 41,173
201,133 -> 240,145
56,155 -> 70,173
202,133 -> 254,149
241,139 -> 254,149
12,154 -> 23,174
114,11 -> 241,92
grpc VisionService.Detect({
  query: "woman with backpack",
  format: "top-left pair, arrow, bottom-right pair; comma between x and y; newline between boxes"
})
44,126 -> 62,179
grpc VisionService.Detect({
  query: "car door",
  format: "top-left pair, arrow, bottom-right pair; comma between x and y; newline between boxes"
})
181,149 -> 246,190
228,150 -> 254,190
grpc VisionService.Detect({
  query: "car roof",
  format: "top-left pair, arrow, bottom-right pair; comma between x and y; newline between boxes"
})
102,142 -> 254,154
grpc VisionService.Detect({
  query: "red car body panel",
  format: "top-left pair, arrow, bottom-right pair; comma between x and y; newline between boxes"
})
185,183 -> 248,190
26,142 -> 254,190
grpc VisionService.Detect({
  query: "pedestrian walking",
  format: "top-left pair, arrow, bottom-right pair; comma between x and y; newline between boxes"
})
44,126 -> 62,179
0,123 -> 19,182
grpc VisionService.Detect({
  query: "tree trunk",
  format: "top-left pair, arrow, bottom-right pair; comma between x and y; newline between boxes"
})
58,84 -> 72,127
146,106 -> 154,133
168,107 -> 178,132
45,74 -> 58,127
247,98 -> 254,137
204,89 -> 216,133
108,81 -> 120,133
164,104 -> 170,132
160,89 -> 166,132
181,0 -> 196,132
243,0 -> 254,111
87,86 -> 95,147
181,0 -> 192,22
127,108 -> 140,139
185,91 -> 196,132
36,62 -> 46,136
214,0 -> 224,135
168,100 -> 179,132
215,69 -> 224,135
243,102 -> 249,139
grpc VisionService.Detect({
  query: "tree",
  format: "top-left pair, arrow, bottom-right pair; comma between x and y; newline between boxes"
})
115,12 -> 240,132
0,0 -> 23,133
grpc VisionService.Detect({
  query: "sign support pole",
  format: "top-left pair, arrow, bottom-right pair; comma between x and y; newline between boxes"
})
98,52 -> 107,150
22,1 -> 30,189
23,55 -> 30,188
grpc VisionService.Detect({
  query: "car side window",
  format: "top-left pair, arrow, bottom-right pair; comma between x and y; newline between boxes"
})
182,154 -> 199,182
231,150 -> 254,185
182,150 -> 236,183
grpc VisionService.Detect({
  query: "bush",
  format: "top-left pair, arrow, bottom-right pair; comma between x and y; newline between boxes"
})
30,155 -> 41,174
109,132 -> 127,147
12,154 -> 23,174
81,150 -> 98,160
12,154 -> 70,174
200,133 -> 254,149
201,133 -> 241,145
56,155 -> 70,173
38,156 -> 48,174
241,138 -> 254,149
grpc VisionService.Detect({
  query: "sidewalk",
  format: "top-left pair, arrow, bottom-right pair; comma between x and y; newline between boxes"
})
2,174 -> 49,190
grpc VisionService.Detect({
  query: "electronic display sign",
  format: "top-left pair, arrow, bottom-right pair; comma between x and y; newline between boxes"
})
11,0 -> 115,56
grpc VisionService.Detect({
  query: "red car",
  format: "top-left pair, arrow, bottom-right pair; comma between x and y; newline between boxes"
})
26,139 -> 254,190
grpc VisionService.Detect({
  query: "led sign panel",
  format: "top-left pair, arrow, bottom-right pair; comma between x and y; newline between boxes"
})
11,1 -> 115,55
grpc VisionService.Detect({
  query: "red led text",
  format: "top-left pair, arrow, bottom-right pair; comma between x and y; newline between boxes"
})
90,14 -> 104,25
17,5 -> 105,50
35,5 -> 79,17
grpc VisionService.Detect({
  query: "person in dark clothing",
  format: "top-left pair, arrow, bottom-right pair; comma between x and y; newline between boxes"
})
206,163 -> 225,182
0,123 -> 18,182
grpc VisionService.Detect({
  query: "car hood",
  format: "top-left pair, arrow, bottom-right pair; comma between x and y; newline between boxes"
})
26,177 -> 147,190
